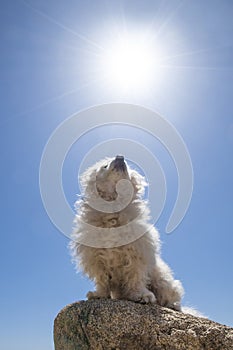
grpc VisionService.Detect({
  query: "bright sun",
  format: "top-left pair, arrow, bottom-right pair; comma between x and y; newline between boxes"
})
98,31 -> 164,96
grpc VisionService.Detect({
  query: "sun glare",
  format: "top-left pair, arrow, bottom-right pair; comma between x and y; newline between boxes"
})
97,31 -> 164,96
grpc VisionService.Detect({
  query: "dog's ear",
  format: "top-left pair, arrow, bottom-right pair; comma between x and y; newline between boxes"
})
79,167 -> 97,192
130,171 -> 147,196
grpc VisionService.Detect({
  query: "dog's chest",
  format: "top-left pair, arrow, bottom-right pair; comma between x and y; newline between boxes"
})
94,245 -> 142,272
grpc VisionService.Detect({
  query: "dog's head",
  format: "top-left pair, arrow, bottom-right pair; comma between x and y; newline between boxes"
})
80,155 -> 147,203
95,155 -> 129,201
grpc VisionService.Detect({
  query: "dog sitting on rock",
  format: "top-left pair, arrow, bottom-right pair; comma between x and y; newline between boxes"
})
70,155 -> 184,311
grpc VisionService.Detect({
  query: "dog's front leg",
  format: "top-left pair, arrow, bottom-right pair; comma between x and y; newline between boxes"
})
87,273 -> 111,300
110,267 -> 156,303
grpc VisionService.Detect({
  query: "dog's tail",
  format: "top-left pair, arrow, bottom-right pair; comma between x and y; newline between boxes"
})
181,306 -> 206,318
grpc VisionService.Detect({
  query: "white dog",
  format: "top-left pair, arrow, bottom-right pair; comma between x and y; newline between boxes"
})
70,155 -> 184,311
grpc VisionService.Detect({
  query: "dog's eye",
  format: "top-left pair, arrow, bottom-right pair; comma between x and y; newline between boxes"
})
103,165 -> 108,169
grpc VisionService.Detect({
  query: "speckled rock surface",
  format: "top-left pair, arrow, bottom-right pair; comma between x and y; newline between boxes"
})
54,300 -> 233,350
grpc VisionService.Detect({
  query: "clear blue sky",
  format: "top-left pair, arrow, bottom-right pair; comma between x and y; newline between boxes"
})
1,1 -> 233,349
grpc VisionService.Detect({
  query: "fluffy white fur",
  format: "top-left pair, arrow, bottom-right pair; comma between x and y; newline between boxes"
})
70,156 -> 184,310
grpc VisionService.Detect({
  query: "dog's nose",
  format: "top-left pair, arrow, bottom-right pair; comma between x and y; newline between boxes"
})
115,155 -> 124,161
110,155 -> 126,172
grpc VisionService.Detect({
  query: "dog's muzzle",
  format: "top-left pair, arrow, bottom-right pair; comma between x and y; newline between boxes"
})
110,155 -> 127,172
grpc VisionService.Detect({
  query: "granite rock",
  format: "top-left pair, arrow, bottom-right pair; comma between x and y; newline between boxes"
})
54,299 -> 233,350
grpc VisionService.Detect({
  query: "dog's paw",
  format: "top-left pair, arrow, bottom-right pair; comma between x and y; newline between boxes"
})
140,291 -> 156,304
166,301 -> 181,311
86,291 -> 101,300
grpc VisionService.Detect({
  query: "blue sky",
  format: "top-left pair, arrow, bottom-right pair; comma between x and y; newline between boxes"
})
1,1 -> 233,349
